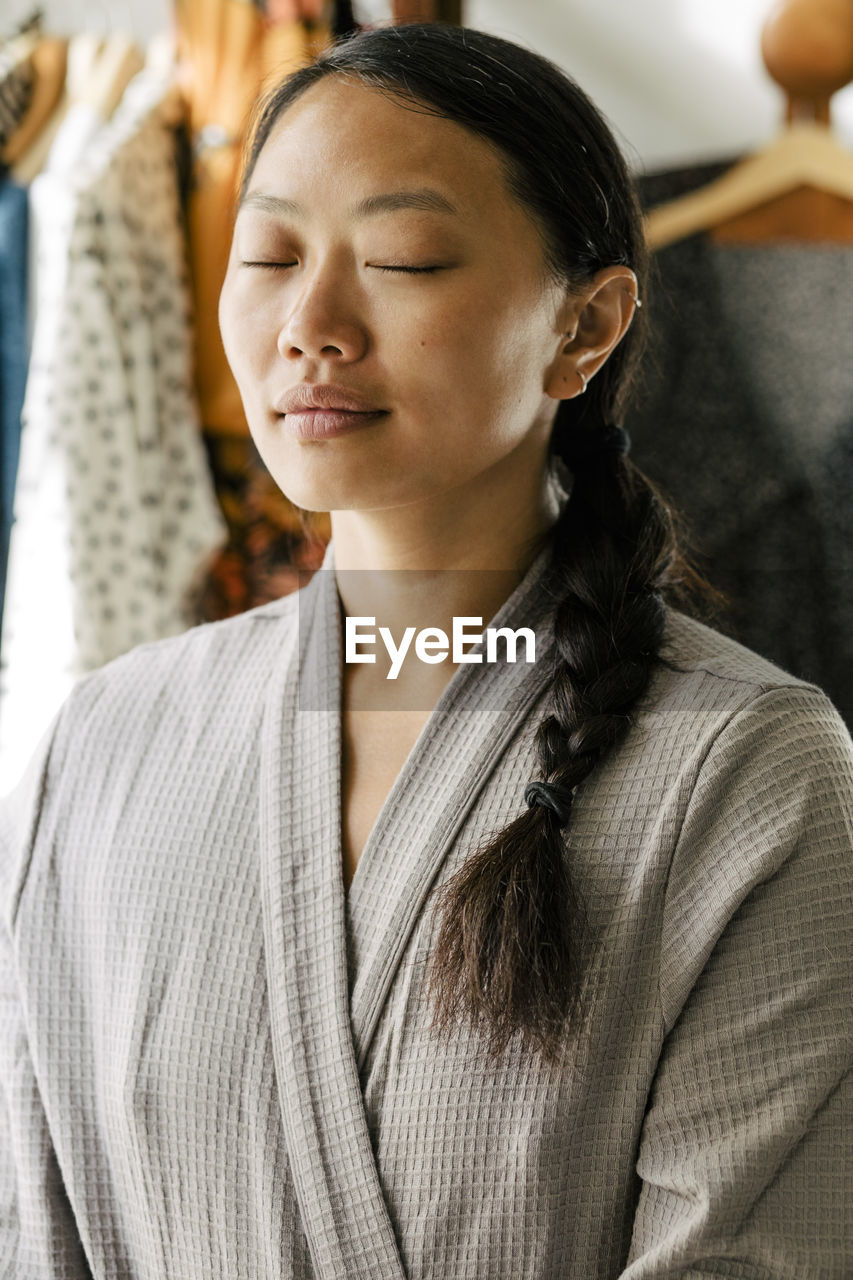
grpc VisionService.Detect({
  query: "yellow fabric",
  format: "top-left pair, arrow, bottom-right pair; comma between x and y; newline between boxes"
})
175,0 -> 330,435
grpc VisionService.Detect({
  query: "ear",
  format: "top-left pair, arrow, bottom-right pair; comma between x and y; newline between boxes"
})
545,266 -> 641,401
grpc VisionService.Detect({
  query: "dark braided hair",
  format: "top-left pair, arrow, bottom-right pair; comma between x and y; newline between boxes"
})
241,23 -> 724,1062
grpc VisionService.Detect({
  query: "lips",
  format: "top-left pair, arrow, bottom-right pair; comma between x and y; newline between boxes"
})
274,384 -> 386,415
274,384 -> 389,440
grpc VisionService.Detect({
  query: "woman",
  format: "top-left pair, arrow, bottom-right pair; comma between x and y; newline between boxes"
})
1,23 -> 851,1279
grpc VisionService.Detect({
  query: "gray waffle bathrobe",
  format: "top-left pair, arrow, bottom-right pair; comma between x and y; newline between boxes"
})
1,544 -> 852,1279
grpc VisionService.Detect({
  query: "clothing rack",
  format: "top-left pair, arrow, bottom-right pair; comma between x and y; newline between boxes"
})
0,0 -> 465,789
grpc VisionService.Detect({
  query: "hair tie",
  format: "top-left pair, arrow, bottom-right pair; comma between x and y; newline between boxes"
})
563,423 -> 631,470
524,781 -> 574,827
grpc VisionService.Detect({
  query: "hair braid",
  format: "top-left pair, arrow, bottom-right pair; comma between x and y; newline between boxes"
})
427,426 -> 693,1063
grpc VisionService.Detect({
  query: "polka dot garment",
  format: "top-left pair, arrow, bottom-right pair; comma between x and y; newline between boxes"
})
1,66 -> 226,791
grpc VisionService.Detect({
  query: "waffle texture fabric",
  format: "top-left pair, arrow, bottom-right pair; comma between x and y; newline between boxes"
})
1,542 -> 852,1279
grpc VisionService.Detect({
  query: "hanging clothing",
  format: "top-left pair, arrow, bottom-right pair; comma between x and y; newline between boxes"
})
0,63 -> 225,793
1,539 -> 851,1278
195,431 -> 328,619
175,0 -> 328,436
261,0 -> 327,19
174,0 -> 332,623
0,34 -> 34,152
628,161 -> 853,729
0,176 -> 28,649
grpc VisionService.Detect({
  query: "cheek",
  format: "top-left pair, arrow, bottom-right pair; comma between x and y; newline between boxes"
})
411,301 -> 547,431
218,272 -> 245,374
395,300 -> 497,398
219,270 -> 270,392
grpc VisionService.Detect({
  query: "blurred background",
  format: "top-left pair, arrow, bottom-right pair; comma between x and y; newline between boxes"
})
8,0 -> 853,166
1,0 -> 851,789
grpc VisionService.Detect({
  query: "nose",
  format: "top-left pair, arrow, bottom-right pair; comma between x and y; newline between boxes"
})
277,263 -> 368,363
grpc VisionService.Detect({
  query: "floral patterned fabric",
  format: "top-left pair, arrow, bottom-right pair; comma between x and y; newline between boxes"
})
196,432 -> 328,620
0,68 -> 226,792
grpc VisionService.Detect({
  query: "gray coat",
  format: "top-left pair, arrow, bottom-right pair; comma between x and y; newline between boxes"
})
630,161 -> 853,729
2,546 -> 852,1278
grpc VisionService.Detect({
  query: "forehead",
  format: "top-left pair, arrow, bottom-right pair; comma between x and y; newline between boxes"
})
247,76 -> 515,222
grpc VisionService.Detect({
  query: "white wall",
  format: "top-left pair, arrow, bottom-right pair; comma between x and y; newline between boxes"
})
468,0 -> 784,170
5,0 -> 171,44
7,0 -> 853,172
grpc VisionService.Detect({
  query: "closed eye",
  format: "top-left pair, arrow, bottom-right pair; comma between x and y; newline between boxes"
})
239,261 -> 443,273
372,265 -> 443,274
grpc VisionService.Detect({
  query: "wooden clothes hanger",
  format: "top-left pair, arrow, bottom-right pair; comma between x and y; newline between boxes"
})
10,30 -> 146,185
391,0 -> 462,22
1,34 -> 68,167
11,32 -> 101,183
646,0 -> 853,248
76,32 -> 144,120
145,30 -> 184,127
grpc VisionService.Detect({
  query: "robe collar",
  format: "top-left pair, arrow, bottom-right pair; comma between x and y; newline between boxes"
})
258,538 -> 557,1278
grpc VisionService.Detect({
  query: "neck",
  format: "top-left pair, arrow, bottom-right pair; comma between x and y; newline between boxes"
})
333,441 -> 559,585
330,449 -> 562,704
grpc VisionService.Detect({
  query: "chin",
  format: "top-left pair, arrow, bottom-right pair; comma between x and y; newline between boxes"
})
249,428 -> 380,510
263,448 -> 423,515
265,470 -> 392,515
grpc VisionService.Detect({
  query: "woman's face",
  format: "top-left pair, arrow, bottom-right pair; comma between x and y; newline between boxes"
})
219,75 -> 572,514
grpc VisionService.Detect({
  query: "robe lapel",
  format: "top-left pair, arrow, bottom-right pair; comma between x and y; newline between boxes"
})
259,547 -> 555,1276
259,564 -> 407,1280
345,553 -> 556,1068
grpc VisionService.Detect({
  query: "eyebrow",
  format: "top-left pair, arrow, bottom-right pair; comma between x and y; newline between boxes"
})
239,188 -> 459,219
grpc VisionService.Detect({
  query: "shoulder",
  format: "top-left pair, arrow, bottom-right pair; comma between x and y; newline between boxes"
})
62,588 -> 301,725
4,589 -> 304,825
654,605 -> 853,834
611,606 -> 853,917
580,600 -> 853,851
0,589 -> 306,924
660,605 -> 810,685
645,604 -> 851,746
655,606 -> 853,854
644,608 -> 853,996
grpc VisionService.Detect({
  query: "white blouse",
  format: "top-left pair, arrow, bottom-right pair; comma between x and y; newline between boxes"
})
0,63 -> 225,792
